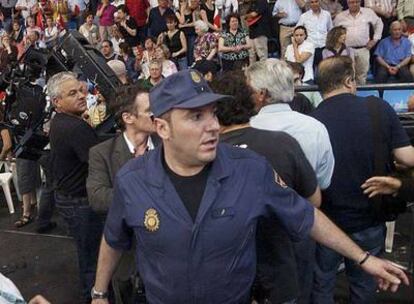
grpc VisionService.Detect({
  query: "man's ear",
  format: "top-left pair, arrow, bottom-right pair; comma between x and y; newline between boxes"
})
344,75 -> 354,89
52,97 -> 60,109
258,89 -> 268,106
122,112 -> 134,127
154,118 -> 171,140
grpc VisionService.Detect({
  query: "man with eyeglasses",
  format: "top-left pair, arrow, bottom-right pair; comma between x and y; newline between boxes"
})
48,72 -> 103,304
87,86 -> 157,304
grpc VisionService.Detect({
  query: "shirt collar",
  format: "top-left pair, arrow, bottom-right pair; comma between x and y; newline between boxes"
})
347,8 -> 362,17
257,103 -> 292,115
123,132 -> 154,154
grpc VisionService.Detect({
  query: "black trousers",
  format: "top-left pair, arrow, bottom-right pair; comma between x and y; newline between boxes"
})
313,47 -> 324,70
375,64 -> 414,83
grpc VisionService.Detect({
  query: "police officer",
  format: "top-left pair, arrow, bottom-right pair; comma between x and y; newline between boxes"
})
91,70 -> 408,304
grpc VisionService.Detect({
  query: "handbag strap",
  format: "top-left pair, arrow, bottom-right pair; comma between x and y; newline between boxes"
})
366,96 -> 387,176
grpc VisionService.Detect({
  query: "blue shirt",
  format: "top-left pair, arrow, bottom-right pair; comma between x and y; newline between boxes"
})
311,94 -> 410,232
374,36 -> 412,66
105,144 -> 315,304
250,103 -> 335,190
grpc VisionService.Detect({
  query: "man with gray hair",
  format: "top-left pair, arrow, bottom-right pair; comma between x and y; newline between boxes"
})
247,58 -> 334,303
248,58 -> 334,190
48,71 -> 103,304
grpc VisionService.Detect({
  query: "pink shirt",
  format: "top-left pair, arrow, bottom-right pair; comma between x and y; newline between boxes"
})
334,7 -> 383,47
98,4 -> 117,26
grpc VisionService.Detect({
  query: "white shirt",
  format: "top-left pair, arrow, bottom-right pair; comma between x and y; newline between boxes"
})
285,40 -> 315,82
16,0 -> 37,19
150,0 -> 159,8
250,103 -> 334,189
297,9 -> 333,48
273,0 -> 303,25
123,132 -> 155,154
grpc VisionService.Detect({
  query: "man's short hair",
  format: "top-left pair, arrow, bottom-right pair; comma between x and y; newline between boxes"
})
112,85 -> 149,130
102,39 -> 113,48
117,4 -> 129,15
47,72 -> 78,99
316,56 -> 354,95
286,61 -> 305,79
245,59 -> 294,104
211,71 -> 256,126
149,60 -> 162,69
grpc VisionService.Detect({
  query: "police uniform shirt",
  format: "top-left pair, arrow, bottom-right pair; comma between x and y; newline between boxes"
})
104,143 -> 315,304
220,127 -> 318,303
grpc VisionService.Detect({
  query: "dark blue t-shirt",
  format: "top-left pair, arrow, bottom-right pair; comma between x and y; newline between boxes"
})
311,93 -> 410,232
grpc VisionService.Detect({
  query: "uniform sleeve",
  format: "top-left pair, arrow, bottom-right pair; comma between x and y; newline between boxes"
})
261,162 -> 315,242
104,176 -> 134,250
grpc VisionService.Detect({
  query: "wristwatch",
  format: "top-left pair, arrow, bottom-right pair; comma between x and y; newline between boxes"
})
91,287 -> 108,300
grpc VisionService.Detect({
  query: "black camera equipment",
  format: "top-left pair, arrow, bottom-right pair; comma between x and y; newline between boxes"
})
3,31 -> 124,160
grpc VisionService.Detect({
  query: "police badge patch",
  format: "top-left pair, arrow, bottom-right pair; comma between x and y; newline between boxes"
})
144,208 -> 160,232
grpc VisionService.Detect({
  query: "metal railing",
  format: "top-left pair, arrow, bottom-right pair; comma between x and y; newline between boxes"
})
296,82 -> 414,92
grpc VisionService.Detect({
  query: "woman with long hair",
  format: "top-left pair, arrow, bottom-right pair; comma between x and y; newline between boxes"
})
322,25 -> 355,60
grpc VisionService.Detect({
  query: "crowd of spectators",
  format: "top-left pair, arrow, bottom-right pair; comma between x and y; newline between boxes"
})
0,0 -> 412,85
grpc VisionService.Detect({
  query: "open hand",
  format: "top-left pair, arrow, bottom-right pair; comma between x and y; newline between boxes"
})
361,255 -> 409,292
361,176 -> 401,198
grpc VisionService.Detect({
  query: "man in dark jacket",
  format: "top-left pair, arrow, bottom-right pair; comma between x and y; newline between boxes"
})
87,85 -> 156,304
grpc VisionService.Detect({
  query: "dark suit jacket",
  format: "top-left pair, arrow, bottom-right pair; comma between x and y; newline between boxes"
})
87,133 -> 133,214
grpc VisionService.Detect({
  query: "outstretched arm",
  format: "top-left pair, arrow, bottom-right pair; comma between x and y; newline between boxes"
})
91,237 -> 123,304
311,209 -> 409,292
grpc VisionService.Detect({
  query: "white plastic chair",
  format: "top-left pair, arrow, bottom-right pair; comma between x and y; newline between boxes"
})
0,161 -> 15,214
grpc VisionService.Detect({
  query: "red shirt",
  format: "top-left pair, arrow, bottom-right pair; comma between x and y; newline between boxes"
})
126,0 -> 150,27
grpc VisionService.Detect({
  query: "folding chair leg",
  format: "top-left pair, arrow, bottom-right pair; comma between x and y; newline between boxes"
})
385,221 -> 395,253
2,181 -> 14,214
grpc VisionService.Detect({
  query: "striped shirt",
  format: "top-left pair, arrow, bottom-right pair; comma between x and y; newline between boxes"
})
334,7 -> 383,46
365,0 -> 396,15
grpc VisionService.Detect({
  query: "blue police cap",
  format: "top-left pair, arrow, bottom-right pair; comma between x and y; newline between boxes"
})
149,69 -> 229,117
